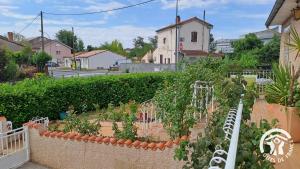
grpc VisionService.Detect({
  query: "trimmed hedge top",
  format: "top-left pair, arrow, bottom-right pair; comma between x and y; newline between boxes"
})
0,72 -> 176,126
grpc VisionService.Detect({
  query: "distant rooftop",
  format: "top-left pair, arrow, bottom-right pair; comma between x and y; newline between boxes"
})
156,17 -> 213,33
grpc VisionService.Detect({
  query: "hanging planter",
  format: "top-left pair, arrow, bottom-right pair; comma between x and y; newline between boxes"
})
293,8 -> 300,20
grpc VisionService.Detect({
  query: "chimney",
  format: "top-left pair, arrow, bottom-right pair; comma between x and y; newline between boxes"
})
7,32 -> 13,41
176,16 -> 181,24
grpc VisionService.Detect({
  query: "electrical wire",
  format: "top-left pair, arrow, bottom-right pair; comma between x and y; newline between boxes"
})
17,13 -> 40,34
43,0 -> 157,16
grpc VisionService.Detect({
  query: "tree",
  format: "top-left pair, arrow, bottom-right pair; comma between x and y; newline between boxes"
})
258,35 -> 280,64
0,48 -> 10,82
209,33 -> 216,52
55,29 -> 85,52
86,45 -> 96,52
13,45 -> 33,66
32,52 -> 52,72
149,36 -> 158,49
129,36 -> 156,59
99,40 -> 127,56
77,39 -> 85,52
232,33 -> 263,53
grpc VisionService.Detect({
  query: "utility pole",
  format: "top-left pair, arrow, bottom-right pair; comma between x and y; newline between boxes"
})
40,11 -> 44,52
202,10 -> 206,51
72,27 -> 77,70
175,0 -> 179,71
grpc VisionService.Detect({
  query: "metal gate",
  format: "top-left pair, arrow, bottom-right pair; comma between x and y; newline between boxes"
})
0,126 -> 30,169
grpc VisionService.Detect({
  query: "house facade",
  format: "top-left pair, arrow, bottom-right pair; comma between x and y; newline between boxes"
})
0,32 -> 23,51
266,0 -> 300,71
240,27 -> 280,44
28,37 -> 72,66
153,17 -> 213,64
65,50 -> 131,70
214,39 -> 236,54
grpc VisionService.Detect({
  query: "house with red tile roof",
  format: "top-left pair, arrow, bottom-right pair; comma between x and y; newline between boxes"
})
0,32 -> 24,52
153,16 -> 217,64
28,37 -> 72,66
64,50 -> 131,69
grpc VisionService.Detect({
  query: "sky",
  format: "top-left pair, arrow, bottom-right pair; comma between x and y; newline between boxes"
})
0,0 -> 276,48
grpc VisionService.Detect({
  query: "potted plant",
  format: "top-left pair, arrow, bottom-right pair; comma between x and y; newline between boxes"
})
265,26 -> 300,142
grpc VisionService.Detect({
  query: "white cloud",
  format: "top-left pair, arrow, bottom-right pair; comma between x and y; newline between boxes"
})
161,0 -> 274,9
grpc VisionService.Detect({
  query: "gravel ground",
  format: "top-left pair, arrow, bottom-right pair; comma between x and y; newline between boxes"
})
17,162 -> 49,169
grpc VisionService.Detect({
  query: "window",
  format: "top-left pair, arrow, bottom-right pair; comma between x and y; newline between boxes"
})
164,58 -> 167,64
167,58 -> 171,64
56,51 -> 61,55
163,38 -> 167,44
191,32 -> 198,42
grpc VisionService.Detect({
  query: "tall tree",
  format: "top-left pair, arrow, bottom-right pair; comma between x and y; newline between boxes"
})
149,36 -> 158,49
55,29 -> 85,52
258,35 -> 280,64
99,40 -> 127,56
232,33 -> 263,53
209,33 -> 216,52
129,36 -> 156,59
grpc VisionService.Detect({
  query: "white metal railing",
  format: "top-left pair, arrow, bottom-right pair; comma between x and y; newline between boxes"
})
0,126 -> 30,169
208,98 -> 243,169
191,81 -> 214,123
28,117 -> 49,128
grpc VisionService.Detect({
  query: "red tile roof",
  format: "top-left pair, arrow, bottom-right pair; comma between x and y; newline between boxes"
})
25,121 -> 189,151
76,50 -> 107,58
181,50 -> 224,57
156,17 -> 213,32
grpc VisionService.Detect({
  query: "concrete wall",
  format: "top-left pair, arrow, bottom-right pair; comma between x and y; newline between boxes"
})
120,63 -> 176,73
28,126 -> 184,169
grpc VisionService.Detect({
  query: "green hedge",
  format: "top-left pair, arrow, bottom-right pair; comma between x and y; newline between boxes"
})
0,72 -> 176,126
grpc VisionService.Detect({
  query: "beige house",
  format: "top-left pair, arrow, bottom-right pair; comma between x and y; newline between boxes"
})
266,0 -> 300,70
0,32 -> 23,51
153,17 -> 213,64
28,37 -> 72,66
141,50 -> 154,63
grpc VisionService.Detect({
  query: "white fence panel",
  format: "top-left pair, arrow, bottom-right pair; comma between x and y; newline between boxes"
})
0,126 -> 29,169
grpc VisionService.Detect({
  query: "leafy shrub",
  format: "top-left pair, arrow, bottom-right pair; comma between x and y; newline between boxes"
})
112,103 -> 138,140
4,61 -> 19,81
32,52 -> 51,72
112,114 -> 137,140
0,72 -> 176,126
63,112 -> 100,135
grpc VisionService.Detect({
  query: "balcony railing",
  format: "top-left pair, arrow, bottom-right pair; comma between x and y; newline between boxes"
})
208,97 -> 243,169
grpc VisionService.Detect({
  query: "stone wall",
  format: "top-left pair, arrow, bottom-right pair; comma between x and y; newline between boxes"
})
26,124 -> 185,169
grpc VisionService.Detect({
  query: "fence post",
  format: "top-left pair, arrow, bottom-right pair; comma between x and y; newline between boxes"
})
24,126 -> 30,162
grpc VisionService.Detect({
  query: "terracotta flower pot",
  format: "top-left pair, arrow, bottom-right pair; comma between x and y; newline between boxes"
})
267,104 -> 300,143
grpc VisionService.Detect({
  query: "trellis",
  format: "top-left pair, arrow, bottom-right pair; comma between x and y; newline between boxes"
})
191,81 -> 214,122
138,99 -> 157,137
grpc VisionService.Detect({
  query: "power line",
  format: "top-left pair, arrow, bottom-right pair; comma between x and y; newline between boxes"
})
43,0 -> 157,16
17,13 -> 40,34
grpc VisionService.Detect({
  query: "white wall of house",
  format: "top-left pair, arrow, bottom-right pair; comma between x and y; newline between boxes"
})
79,51 -> 131,69
64,58 -> 72,68
153,19 -> 211,64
